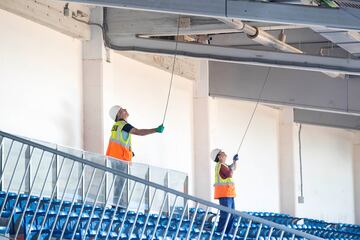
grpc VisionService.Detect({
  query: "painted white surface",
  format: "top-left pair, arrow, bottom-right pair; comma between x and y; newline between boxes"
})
107,53 -> 194,193
0,9 -> 83,147
295,125 -> 355,223
82,8 -> 106,154
209,98 -> 281,212
278,108 -> 296,216
193,60 -> 212,201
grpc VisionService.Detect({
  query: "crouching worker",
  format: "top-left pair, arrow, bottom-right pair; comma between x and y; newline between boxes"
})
211,149 -> 239,234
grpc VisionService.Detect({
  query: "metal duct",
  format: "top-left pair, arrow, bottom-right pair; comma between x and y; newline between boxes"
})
218,18 -> 303,53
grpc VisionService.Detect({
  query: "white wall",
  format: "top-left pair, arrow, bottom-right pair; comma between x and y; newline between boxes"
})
209,98 -> 280,212
107,53 -> 194,193
295,124 -> 355,223
0,10 -> 83,147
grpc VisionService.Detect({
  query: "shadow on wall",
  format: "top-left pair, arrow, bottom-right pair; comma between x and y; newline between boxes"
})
50,100 -> 79,148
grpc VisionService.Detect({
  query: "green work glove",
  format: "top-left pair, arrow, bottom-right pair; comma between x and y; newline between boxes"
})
156,124 -> 165,133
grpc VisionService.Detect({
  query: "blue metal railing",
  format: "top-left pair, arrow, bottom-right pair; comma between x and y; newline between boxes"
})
0,130 -> 323,240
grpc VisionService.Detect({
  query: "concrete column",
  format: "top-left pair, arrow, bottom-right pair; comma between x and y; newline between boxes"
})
354,136 -> 360,224
193,60 -> 212,201
82,7 -> 106,154
278,108 -> 297,215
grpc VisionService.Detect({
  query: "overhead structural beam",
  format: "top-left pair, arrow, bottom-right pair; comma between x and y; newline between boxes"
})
294,108 -> 360,130
107,36 -> 360,75
209,61 -> 360,114
59,0 -> 360,31
0,0 -> 90,40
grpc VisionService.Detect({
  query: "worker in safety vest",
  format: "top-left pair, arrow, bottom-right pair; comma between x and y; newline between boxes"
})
211,149 -> 239,234
106,105 -> 164,161
106,105 -> 164,207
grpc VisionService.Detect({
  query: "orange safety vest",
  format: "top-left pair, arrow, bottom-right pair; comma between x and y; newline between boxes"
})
214,163 -> 236,199
106,120 -> 133,161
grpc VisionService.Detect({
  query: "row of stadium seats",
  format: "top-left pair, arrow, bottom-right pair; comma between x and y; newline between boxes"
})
0,191 -> 359,239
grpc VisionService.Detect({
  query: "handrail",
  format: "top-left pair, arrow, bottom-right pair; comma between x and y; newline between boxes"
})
0,130 -> 323,240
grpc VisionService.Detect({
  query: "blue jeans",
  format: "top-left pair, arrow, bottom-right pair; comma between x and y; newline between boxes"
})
216,197 -> 235,234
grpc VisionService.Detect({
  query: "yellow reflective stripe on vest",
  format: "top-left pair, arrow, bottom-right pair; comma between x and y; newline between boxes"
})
214,163 -> 234,186
110,120 -> 132,149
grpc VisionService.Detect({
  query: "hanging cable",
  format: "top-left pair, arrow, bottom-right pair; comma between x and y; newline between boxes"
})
162,16 -> 181,125
235,67 -> 272,154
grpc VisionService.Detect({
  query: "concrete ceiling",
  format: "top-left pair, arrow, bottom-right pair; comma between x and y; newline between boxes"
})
3,0 -> 360,75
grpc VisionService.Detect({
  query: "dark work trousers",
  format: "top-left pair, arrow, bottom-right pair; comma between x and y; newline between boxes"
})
216,197 -> 235,234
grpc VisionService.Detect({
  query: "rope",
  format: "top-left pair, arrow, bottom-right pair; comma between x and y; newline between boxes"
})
236,67 -> 272,154
162,16 -> 181,125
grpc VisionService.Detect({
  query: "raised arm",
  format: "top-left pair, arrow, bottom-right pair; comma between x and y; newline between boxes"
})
130,124 -> 164,136
130,128 -> 157,136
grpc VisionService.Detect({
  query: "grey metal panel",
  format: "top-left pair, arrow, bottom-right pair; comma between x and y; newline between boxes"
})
338,43 -> 360,54
60,0 -> 360,31
226,0 -> 360,31
349,77 -> 360,112
294,108 -> 360,130
209,61 -> 360,113
320,31 -> 356,43
312,28 -> 360,56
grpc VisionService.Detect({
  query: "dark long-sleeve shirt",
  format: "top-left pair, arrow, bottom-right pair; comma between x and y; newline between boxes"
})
219,164 -> 233,179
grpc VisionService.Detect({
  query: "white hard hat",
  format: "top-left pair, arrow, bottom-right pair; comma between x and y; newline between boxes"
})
109,105 -> 122,121
211,148 -> 221,162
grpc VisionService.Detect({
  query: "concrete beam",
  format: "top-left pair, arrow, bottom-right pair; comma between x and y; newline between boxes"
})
102,9 -> 236,37
294,109 -> 360,130
0,0 -> 90,40
209,62 -> 360,114
60,0 -> 360,31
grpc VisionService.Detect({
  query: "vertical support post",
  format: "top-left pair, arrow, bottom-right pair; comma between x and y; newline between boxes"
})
104,156 -> 107,204
164,171 -> 170,214
24,145 -> 31,193
193,60 -> 212,201
79,152 -> 85,202
279,108 -> 297,215
184,176 -> 189,219
52,146 -> 58,199
105,157 -> 109,205
184,175 -> 189,195
126,163 -> 130,208
0,137 -> 3,191
354,142 -> 360,224
145,167 -> 150,212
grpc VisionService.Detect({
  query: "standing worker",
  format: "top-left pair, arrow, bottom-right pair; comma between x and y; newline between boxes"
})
211,149 -> 239,234
106,105 -> 164,207
106,105 -> 165,161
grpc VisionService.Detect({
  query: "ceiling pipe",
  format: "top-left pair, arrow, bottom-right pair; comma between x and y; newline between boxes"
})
218,18 -> 302,53
219,18 -> 343,78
